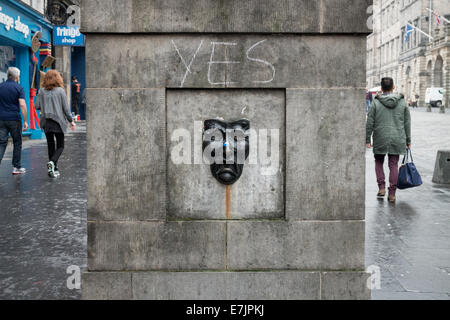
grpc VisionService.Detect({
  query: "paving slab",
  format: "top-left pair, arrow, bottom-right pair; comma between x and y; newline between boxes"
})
0,123 -> 87,300
366,108 -> 450,300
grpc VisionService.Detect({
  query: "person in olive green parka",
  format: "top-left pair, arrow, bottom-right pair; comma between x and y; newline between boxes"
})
366,77 -> 411,203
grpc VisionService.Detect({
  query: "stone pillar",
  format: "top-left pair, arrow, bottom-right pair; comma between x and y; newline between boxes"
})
432,150 -> 450,184
417,57 -> 428,107
54,46 -> 72,104
445,57 -> 450,109
81,0 -> 371,300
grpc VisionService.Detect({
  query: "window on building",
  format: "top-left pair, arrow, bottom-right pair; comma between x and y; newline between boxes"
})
408,27 -> 412,50
385,43 -> 387,63
387,6 -> 391,25
414,19 -> 419,47
33,0 -> 45,14
385,43 -> 388,63
401,28 -> 405,51
391,39 -> 394,60
0,46 -> 16,83
396,1 -> 400,20
390,41 -> 393,62
20,0 -> 45,14
394,38 -> 397,58
397,37 -> 400,57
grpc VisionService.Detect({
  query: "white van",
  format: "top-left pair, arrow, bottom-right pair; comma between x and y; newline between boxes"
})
425,88 -> 445,108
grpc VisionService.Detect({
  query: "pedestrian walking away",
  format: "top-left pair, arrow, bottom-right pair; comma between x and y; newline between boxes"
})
0,67 -> 29,175
413,94 -> 419,108
71,76 -> 81,118
35,70 -> 76,178
366,88 -> 373,114
366,77 -> 411,203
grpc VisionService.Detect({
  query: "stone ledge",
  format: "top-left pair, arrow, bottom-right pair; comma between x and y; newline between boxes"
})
82,271 -> 320,300
321,271 -> 371,300
88,220 -> 364,271
85,35 -> 366,89
80,0 -> 371,34
88,221 -> 227,271
81,271 -> 371,299
227,221 -> 365,270
82,272 -> 132,300
133,271 -> 321,300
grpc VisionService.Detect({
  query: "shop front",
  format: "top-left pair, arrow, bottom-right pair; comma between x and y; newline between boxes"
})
0,0 -> 52,139
53,24 -> 85,120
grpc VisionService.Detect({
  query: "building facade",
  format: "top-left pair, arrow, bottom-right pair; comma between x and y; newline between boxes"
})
367,0 -> 449,107
1,0 -> 85,140
19,0 -> 45,14
0,0 -> 53,138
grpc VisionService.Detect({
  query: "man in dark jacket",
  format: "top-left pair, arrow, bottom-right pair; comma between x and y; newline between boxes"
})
71,76 -> 81,117
0,67 -> 28,175
366,77 -> 411,203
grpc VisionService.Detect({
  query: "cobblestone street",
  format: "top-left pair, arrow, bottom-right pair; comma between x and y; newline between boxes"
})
0,123 -> 86,299
0,108 -> 449,299
366,107 -> 450,300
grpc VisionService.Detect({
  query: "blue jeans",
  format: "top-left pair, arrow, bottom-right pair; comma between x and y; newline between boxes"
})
0,120 -> 22,168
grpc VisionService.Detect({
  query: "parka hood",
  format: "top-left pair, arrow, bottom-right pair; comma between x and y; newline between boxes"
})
375,93 -> 404,109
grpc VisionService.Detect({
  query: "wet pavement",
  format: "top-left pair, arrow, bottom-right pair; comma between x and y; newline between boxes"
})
0,108 -> 449,300
366,107 -> 450,300
0,123 -> 86,299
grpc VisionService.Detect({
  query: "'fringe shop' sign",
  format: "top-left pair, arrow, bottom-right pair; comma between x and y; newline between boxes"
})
53,25 -> 84,46
0,6 -> 30,39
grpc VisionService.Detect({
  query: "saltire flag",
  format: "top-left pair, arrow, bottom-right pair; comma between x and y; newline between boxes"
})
405,24 -> 413,43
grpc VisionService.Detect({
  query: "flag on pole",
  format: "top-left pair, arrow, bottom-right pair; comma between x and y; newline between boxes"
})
426,8 -> 450,25
405,24 -> 413,43
432,11 -> 442,25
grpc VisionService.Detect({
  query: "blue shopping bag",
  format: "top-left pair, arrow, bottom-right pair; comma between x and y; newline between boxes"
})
397,149 -> 422,190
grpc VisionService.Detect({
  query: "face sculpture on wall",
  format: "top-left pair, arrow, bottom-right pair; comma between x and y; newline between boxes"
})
202,119 -> 250,185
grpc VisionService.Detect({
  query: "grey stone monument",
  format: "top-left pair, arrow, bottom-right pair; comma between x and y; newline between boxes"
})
81,0 -> 371,300
432,150 -> 450,184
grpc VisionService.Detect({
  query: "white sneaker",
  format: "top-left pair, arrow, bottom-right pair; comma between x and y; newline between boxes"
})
12,167 -> 26,175
47,161 -> 55,177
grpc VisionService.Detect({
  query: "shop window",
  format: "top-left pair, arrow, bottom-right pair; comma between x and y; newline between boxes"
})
0,46 -> 16,83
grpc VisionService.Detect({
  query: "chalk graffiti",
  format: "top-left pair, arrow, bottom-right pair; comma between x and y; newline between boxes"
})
246,40 -> 275,84
208,42 -> 240,85
172,39 -> 276,87
171,39 -> 204,88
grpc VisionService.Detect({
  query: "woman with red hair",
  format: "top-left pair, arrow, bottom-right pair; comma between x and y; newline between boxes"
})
35,70 -> 76,178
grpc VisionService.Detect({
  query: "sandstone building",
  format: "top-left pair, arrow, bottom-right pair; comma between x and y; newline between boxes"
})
367,0 -> 449,107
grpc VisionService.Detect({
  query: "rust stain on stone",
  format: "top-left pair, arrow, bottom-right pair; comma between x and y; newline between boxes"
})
225,185 -> 231,219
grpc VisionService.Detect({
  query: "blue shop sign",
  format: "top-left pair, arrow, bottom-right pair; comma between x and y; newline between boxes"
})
53,26 -> 84,46
0,0 -> 52,47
